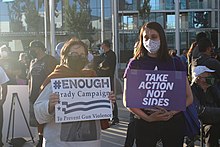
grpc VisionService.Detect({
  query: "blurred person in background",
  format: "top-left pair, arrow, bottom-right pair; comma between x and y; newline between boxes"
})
0,45 -> 17,85
0,66 -> 9,147
55,42 -> 65,62
27,40 -> 58,147
96,40 -> 119,125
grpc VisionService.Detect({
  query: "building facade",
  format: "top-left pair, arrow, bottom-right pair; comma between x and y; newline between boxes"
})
0,0 -> 220,68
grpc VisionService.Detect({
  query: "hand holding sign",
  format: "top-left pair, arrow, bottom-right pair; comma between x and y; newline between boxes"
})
48,93 -> 60,114
144,107 -> 175,122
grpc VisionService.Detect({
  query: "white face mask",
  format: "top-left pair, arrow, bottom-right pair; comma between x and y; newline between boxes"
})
99,47 -> 104,54
143,39 -> 160,53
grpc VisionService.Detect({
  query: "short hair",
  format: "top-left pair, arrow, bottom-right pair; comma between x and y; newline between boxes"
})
198,38 -> 212,52
196,32 -> 207,42
102,40 -> 111,48
29,40 -> 45,51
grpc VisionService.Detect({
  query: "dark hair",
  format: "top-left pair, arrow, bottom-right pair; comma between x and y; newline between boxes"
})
29,40 -> 45,51
102,40 -> 111,48
134,22 -> 170,61
60,37 -> 88,65
198,38 -> 212,52
196,32 -> 207,42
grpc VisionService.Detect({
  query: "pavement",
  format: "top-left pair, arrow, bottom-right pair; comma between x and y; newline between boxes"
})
101,96 -> 131,147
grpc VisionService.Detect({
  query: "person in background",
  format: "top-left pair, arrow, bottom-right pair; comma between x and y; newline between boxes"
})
191,66 -> 220,147
34,38 -> 115,147
168,49 -> 178,57
27,40 -> 58,147
81,39 -> 95,69
187,32 -> 208,82
55,42 -> 65,62
0,66 -> 9,147
0,45 -> 17,85
180,49 -> 188,66
18,52 -> 30,84
96,40 -> 119,125
123,22 -> 193,147
191,38 -> 220,81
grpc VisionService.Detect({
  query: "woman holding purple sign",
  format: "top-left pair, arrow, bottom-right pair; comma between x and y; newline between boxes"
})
123,22 -> 193,147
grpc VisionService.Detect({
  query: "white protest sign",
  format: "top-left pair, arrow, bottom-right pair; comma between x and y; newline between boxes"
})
51,77 -> 112,123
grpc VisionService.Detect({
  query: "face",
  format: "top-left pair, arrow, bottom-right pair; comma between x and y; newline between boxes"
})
68,44 -> 86,57
29,47 -> 38,58
142,28 -> 160,55
143,28 -> 160,42
197,72 -> 215,88
66,44 -> 87,71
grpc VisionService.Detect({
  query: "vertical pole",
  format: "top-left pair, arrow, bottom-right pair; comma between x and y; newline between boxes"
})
44,0 -> 49,51
112,0 -> 118,80
49,0 -> 55,56
101,0 -> 104,42
175,0 -> 180,55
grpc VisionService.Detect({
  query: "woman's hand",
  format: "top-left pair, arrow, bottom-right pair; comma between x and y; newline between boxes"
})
145,107 -> 176,122
108,91 -> 116,103
48,93 -> 59,114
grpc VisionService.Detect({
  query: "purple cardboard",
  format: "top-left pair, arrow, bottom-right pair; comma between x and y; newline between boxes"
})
125,69 -> 186,111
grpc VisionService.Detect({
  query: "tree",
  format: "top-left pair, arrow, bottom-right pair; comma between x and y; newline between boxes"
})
9,0 -> 24,32
65,0 -> 95,41
22,0 -> 43,32
139,0 -> 151,24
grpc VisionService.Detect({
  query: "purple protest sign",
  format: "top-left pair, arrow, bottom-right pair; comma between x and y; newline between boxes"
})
125,69 -> 186,111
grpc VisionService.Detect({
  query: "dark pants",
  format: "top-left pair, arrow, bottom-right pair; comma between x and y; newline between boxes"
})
0,105 -> 3,146
135,113 -> 185,147
124,113 -> 135,147
112,102 -> 119,122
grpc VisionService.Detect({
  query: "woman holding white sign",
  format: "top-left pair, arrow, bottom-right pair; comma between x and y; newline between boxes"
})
34,37 -> 115,147
123,22 -> 193,147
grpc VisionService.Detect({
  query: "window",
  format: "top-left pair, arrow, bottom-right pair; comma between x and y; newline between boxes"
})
189,11 -> 211,28
119,14 -> 138,30
166,14 -> 175,29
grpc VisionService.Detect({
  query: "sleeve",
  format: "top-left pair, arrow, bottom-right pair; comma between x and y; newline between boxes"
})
34,83 -> 54,124
0,66 -> 9,84
123,58 -> 136,78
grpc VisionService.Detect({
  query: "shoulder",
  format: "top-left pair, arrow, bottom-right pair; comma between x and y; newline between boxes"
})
43,55 -> 58,65
123,58 -> 139,78
82,69 -> 97,77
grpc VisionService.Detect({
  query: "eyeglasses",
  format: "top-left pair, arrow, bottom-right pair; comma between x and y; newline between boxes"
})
67,52 -> 86,58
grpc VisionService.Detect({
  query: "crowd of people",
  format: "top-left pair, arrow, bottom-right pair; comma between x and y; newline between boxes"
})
0,21 -> 220,147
